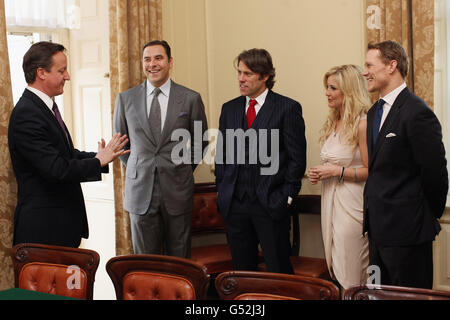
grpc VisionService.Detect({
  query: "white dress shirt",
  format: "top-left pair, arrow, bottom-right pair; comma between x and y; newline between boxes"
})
27,86 -> 55,115
378,82 -> 407,130
147,78 -> 171,131
245,88 -> 269,116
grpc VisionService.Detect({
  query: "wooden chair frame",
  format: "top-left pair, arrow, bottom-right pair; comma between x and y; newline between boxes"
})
10,243 -> 100,300
106,254 -> 210,300
344,284 -> 450,300
215,271 -> 340,300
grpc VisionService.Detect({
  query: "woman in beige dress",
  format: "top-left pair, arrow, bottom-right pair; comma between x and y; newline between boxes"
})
308,65 -> 371,290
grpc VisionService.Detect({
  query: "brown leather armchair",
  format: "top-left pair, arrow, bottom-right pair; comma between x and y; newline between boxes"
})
10,243 -> 100,300
106,254 -> 210,300
344,284 -> 450,300
191,183 -> 232,275
215,271 -> 340,300
190,183 -> 263,276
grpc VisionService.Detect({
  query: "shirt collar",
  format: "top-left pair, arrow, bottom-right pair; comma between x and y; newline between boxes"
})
380,82 -> 407,106
147,78 -> 171,97
26,86 -> 54,111
246,88 -> 269,107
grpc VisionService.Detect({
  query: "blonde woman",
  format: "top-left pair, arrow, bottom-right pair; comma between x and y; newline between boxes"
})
308,65 -> 371,290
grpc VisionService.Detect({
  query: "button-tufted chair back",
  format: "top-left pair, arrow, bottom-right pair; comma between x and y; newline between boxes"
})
190,183 -> 231,275
10,243 -> 100,300
191,183 -> 226,235
190,183 -> 264,276
215,271 -> 340,300
106,254 -> 210,300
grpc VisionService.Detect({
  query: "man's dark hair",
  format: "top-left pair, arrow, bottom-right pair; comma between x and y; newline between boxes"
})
236,48 -> 276,90
368,40 -> 409,79
142,40 -> 172,60
23,41 -> 66,84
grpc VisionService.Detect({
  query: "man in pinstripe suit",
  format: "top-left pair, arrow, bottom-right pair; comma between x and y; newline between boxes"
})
215,49 -> 306,274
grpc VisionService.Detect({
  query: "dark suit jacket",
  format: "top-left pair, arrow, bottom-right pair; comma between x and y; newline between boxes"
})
8,89 -> 107,247
215,90 -> 306,220
364,87 -> 448,246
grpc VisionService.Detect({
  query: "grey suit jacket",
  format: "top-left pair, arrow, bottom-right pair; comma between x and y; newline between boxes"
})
113,80 -> 208,216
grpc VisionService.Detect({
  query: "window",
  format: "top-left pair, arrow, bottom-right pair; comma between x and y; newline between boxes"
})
5,0 -> 80,29
5,0 -> 78,116
6,29 -> 70,116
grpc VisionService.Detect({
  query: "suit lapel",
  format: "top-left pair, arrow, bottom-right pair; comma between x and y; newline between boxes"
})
24,89 -> 72,151
369,87 -> 410,167
159,81 -> 184,148
367,101 -> 376,157
132,82 -> 157,147
234,96 -> 246,129
252,90 -> 276,129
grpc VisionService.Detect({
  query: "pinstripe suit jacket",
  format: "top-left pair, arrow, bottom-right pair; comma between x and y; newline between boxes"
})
215,90 -> 306,220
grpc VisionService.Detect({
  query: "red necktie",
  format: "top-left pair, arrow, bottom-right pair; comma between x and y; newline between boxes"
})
247,99 -> 257,128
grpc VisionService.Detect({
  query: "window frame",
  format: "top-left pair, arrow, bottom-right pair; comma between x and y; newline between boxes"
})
6,26 -> 72,129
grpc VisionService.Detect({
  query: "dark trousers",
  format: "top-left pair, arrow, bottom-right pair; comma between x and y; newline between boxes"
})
226,195 -> 293,274
369,241 -> 433,289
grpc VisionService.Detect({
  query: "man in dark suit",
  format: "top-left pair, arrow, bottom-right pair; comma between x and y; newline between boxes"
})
215,49 -> 306,274
363,40 -> 448,288
8,41 -> 129,248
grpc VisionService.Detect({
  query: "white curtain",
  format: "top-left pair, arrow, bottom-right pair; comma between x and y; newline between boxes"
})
5,0 -> 80,29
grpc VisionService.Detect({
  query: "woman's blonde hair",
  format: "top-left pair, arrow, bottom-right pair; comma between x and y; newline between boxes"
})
319,64 -> 371,147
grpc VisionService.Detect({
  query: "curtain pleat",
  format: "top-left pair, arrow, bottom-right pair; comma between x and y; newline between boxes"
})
0,0 -> 17,290
365,0 -> 434,108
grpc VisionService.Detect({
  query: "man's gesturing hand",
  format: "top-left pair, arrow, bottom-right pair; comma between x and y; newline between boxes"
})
95,133 -> 130,167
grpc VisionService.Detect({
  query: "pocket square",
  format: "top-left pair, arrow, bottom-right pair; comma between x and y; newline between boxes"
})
386,133 -> 397,138
178,111 -> 188,118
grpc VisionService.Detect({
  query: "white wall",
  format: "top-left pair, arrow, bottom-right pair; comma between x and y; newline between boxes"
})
162,0 -> 366,259
163,0 -> 366,190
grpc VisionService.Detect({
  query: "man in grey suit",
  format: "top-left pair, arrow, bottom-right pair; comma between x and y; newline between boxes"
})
113,40 -> 208,257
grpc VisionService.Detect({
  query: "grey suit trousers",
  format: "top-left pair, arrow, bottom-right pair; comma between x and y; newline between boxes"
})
129,171 -> 192,258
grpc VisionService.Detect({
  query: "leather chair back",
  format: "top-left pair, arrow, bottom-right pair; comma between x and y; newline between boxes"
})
106,254 -> 210,300
191,183 -> 263,276
192,183 -> 226,235
215,271 -> 340,300
122,272 -> 196,300
190,183 -> 233,275
344,284 -> 450,300
10,243 -> 99,300
19,262 -> 88,298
